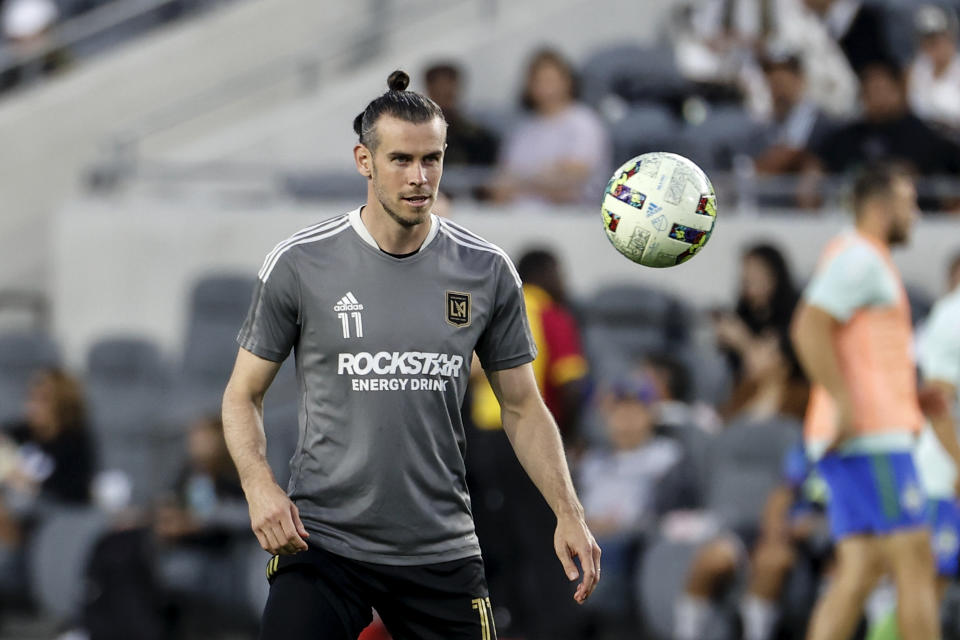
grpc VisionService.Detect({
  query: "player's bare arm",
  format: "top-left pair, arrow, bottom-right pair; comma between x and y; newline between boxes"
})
791,302 -> 855,444
222,347 -> 309,556
486,362 -> 601,605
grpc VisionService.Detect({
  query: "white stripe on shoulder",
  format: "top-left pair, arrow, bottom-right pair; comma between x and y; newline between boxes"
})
258,213 -> 350,279
260,220 -> 351,281
439,226 -> 522,288
440,218 -> 498,247
439,220 -> 521,284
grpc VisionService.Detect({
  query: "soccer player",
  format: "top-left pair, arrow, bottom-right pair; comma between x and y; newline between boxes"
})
791,163 -> 938,640
915,253 -> 960,596
221,70 -> 601,640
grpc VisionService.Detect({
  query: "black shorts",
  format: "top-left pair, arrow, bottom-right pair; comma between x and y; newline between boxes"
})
259,544 -> 496,640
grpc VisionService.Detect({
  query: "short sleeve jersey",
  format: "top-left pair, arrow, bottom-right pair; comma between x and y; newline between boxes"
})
237,208 -> 537,565
914,288 -> 960,499
804,238 -> 900,321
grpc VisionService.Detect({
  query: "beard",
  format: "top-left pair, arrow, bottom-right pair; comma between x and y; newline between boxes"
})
888,223 -> 909,246
371,168 -> 432,229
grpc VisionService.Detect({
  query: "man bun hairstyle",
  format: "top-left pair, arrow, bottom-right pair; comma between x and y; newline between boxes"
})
353,69 -> 445,149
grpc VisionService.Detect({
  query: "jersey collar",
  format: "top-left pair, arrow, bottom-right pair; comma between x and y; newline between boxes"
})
349,206 -> 440,253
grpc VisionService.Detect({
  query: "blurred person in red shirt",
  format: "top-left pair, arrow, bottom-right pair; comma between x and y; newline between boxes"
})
465,247 -> 589,639
470,247 -> 588,442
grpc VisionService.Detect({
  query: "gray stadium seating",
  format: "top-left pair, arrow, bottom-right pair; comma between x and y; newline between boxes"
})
85,335 -> 171,504
680,106 -> 767,171
169,274 -> 255,427
580,43 -> 691,108
0,330 -> 60,424
608,104 -> 694,166
28,505 -> 109,621
577,284 -> 692,381
636,538 -> 702,640
705,415 -> 801,532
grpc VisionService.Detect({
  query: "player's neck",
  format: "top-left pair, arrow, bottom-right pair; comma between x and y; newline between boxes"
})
360,203 -> 431,254
855,219 -> 890,250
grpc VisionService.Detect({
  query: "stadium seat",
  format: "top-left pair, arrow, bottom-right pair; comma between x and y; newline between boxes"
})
85,335 -> 172,504
284,171 -> 368,201
580,43 -> 691,108
87,335 -> 166,386
0,330 -> 60,424
637,537 -> 735,640
678,342 -> 732,407
578,284 -> 692,380
705,416 -> 801,532
28,506 -> 109,621
168,274 -> 256,427
607,104 -> 694,166
680,106 -> 766,171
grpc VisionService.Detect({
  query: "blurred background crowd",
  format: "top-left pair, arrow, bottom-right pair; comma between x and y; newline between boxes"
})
1,0 -> 960,639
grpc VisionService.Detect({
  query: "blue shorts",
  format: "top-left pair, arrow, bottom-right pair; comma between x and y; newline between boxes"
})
816,451 -> 927,541
927,498 -> 960,577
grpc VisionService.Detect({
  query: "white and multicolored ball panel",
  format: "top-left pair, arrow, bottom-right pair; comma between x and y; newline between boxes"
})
601,152 -> 717,268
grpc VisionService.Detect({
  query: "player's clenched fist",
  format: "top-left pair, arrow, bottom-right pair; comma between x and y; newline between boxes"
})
246,480 -> 309,555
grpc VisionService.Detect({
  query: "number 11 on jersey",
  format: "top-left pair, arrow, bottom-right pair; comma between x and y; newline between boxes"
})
338,312 -> 364,339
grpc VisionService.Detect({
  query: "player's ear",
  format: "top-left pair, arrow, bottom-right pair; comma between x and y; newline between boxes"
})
354,144 -> 373,179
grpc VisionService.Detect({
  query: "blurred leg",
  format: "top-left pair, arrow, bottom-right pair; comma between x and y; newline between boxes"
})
741,537 -> 796,640
674,537 -> 739,640
805,536 -> 885,640
881,528 -> 940,640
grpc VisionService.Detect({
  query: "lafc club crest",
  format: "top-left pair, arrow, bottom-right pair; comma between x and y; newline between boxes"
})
446,291 -> 471,327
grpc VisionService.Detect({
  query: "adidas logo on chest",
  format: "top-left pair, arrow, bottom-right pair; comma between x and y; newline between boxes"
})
334,292 -> 364,312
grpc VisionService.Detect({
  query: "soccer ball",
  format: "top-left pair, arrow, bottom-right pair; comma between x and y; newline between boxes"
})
601,152 -> 717,268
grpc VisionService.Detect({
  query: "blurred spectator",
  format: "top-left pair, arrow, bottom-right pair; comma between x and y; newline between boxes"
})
714,243 -> 799,381
466,247 -> 588,639
154,415 -> 247,609
488,48 -> 610,206
673,442 -> 828,640
670,0 -> 774,109
423,62 -> 499,166
671,0 -> 859,118
810,60 -> 960,209
471,248 -> 588,443
801,0 -> 893,74
578,372 -> 682,629
908,5 -> 960,133
0,369 -> 95,589
0,0 -> 69,94
644,353 -> 721,435
753,45 -> 830,175
721,332 -> 810,422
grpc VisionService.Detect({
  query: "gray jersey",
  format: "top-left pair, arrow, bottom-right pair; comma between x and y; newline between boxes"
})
237,207 -> 536,565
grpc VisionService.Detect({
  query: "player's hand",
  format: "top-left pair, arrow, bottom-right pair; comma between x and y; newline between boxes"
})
554,513 -> 602,605
918,384 -> 950,419
245,480 -> 309,555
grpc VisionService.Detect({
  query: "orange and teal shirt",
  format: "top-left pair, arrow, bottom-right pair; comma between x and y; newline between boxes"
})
802,231 -> 923,460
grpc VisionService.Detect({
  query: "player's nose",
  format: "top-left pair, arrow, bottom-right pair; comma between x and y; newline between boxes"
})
408,162 -> 428,186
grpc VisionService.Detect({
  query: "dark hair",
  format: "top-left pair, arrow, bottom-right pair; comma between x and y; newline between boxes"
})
517,248 -> 558,284
851,161 -> 913,216
645,353 -> 692,403
858,59 -> 905,85
32,368 -> 87,434
520,48 -> 580,111
737,243 -> 798,334
424,62 -> 461,86
353,70 -> 445,149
